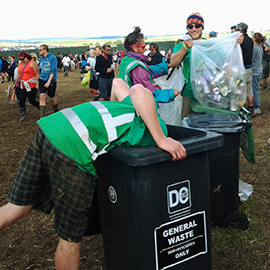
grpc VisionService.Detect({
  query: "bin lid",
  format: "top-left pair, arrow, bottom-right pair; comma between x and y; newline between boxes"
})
108,126 -> 223,167
185,113 -> 248,133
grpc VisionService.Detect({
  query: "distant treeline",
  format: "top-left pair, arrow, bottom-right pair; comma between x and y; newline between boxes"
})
0,41 -> 177,60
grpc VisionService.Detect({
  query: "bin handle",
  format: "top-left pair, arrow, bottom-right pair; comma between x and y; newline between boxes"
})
238,114 -> 252,131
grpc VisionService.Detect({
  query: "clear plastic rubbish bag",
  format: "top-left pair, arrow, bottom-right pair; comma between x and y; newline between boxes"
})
159,94 -> 182,126
155,67 -> 185,126
190,32 -> 246,111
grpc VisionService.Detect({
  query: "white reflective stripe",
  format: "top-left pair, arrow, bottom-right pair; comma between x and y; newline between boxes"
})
91,152 -> 99,161
90,108 -> 135,160
61,108 -> 97,154
91,102 -> 135,143
61,103 -> 135,161
94,145 -> 109,159
91,102 -> 117,142
113,113 -> 135,127
125,60 -> 147,82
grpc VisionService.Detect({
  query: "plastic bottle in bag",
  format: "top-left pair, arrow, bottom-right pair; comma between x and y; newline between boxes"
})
194,80 -> 204,95
228,92 -> 238,111
206,93 -> 230,109
236,82 -> 247,107
213,70 -> 230,96
193,80 -> 205,105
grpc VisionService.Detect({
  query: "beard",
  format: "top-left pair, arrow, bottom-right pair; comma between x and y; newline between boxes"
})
190,31 -> 203,40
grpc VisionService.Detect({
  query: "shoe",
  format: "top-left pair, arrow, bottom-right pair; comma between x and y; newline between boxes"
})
19,107 -> 26,121
254,108 -> 262,115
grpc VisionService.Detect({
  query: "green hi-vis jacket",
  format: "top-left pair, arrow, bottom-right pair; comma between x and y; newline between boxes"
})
118,56 -> 154,87
37,96 -> 167,176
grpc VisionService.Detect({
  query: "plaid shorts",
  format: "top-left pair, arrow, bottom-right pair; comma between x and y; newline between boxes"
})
8,129 -> 97,242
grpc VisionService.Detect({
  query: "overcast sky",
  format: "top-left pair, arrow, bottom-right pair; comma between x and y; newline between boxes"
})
2,0 -> 269,40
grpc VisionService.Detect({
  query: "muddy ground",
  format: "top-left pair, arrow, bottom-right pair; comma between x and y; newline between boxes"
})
0,68 -> 270,269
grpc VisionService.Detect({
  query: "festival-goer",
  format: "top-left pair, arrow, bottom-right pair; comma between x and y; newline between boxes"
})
86,49 -> 99,96
230,25 -> 237,33
15,51 -> 40,121
80,51 -> 88,73
30,53 -> 39,64
170,12 -> 205,118
57,53 -> 63,71
118,26 -> 180,103
0,56 -> 9,83
252,32 -> 264,115
38,44 -> 58,118
146,42 -> 164,65
8,55 -> 16,82
209,31 -> 217,38
170,13 -> 243,118
62,54 -> 71,77
261,36 -> 270,90
160,48 -> 166,57
0,78 -> 186,269
94,45 -> 102,56
95,44 -> 114,100
236,22 -> 254,113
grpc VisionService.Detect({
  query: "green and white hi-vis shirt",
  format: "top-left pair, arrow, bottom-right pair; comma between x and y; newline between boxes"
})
38,96 -> 167,176
38,97 -> 137,176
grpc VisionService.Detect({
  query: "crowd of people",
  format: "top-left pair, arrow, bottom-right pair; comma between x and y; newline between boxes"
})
229,23 -> 270,115
51,18 -> 270,117
0,11 -> 270,270
2,45 -> 59,120
2,19 -> 269,119
0,55 -> 16,83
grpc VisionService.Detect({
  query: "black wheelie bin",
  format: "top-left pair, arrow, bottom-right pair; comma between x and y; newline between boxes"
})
94,125 -> 223,270
184,113 -> 252,230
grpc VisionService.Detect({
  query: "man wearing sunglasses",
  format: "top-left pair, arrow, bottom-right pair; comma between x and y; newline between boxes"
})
170,12 -> 204,118
95,44 -> 114,101
38,44 -> 59,118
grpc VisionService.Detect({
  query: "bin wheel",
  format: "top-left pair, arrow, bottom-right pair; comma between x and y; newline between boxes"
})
223,211 -> 249,231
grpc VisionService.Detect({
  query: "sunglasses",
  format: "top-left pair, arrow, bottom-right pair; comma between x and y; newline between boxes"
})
187,24 -> 202,30
130,44 -> 146,49
19,58 -> 25,60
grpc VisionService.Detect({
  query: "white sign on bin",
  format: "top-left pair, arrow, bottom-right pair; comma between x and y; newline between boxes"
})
154,211 -> 208,270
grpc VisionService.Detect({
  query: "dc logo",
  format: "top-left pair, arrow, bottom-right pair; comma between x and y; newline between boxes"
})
167,180 -> 191,214
108,186 -> 117,204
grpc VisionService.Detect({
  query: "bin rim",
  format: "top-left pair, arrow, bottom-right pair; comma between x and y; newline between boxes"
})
184,113 -> 251,133
107,126 -> 223,167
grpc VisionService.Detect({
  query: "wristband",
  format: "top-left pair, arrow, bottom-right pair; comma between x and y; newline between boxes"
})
183,43 -> 189,50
